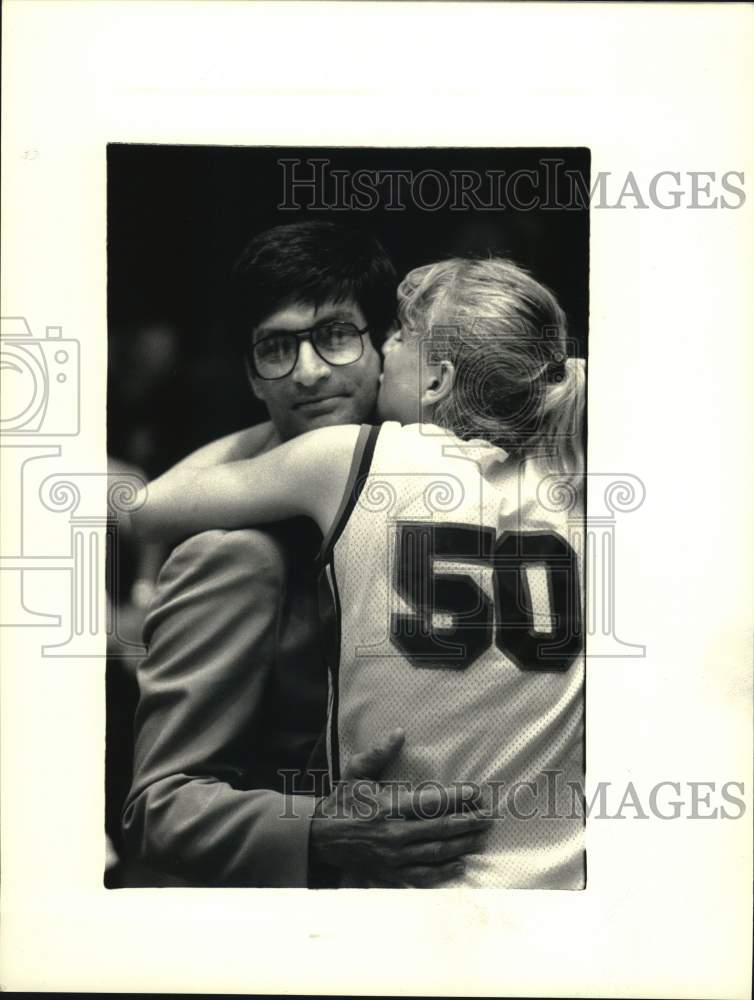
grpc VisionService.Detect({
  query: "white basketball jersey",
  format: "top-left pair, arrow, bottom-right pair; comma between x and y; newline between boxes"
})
319,422 -> 585,889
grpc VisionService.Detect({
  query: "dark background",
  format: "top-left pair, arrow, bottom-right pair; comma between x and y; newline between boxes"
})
107,145 -> 589,480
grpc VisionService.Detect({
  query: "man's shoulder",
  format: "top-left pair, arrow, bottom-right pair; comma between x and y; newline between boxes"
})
144,522 -> 323,641
164,527 -> 289,583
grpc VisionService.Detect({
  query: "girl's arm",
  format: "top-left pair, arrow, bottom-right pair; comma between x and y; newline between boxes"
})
166,421 -> 280,472
132,424 -> 364,546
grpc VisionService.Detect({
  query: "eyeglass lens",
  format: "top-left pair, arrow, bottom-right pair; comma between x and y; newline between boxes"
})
253,322 -> 364,378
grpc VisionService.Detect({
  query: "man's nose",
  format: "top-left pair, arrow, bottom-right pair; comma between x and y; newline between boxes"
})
292,339 -> 331,387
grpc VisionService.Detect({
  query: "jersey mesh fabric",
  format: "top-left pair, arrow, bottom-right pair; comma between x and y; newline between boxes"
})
328,422 -> 585,889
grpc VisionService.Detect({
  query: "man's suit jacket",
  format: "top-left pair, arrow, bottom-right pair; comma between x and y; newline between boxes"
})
122,517 -> 330,886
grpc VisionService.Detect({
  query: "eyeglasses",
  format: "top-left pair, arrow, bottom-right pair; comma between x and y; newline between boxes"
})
249,321 -> 369,380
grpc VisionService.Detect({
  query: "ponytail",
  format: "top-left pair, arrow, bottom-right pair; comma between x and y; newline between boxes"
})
538,356 -> 585,477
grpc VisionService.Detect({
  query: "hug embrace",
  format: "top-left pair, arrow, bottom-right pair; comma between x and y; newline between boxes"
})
122,221 -> 586,890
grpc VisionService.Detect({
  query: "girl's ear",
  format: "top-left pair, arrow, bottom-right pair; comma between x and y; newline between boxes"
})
422,359 -> 455,410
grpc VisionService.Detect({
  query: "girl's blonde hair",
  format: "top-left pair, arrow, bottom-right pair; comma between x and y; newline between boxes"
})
398,257 -> 585,476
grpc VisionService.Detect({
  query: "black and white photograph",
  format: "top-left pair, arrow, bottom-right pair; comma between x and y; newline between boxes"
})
1,3 -> 751,997
105,145 -> 590,890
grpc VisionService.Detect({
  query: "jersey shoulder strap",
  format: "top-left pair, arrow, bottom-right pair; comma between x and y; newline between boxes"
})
316,423 -> 381,568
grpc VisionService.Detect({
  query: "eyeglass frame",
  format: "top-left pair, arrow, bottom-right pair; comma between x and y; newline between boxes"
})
248,320 -> 370,380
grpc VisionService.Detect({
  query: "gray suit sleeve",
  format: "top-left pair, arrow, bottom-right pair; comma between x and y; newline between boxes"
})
122,529 -> 318,887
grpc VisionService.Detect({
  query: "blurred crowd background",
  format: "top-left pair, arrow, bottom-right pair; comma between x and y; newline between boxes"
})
105,145 -> 589,884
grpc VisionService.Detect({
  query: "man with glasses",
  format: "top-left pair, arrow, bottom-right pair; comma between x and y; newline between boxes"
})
123,222 -> 485,887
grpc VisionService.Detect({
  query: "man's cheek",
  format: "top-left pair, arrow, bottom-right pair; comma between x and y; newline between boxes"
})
360,363 -> 382,396
355,381 -> 380,415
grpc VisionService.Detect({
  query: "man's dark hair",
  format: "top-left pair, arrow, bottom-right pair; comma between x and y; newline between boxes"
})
228,221 -> 398,361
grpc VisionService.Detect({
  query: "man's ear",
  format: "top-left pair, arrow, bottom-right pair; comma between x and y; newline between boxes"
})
422,359 -> 455,410
244,356 -> 265,402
